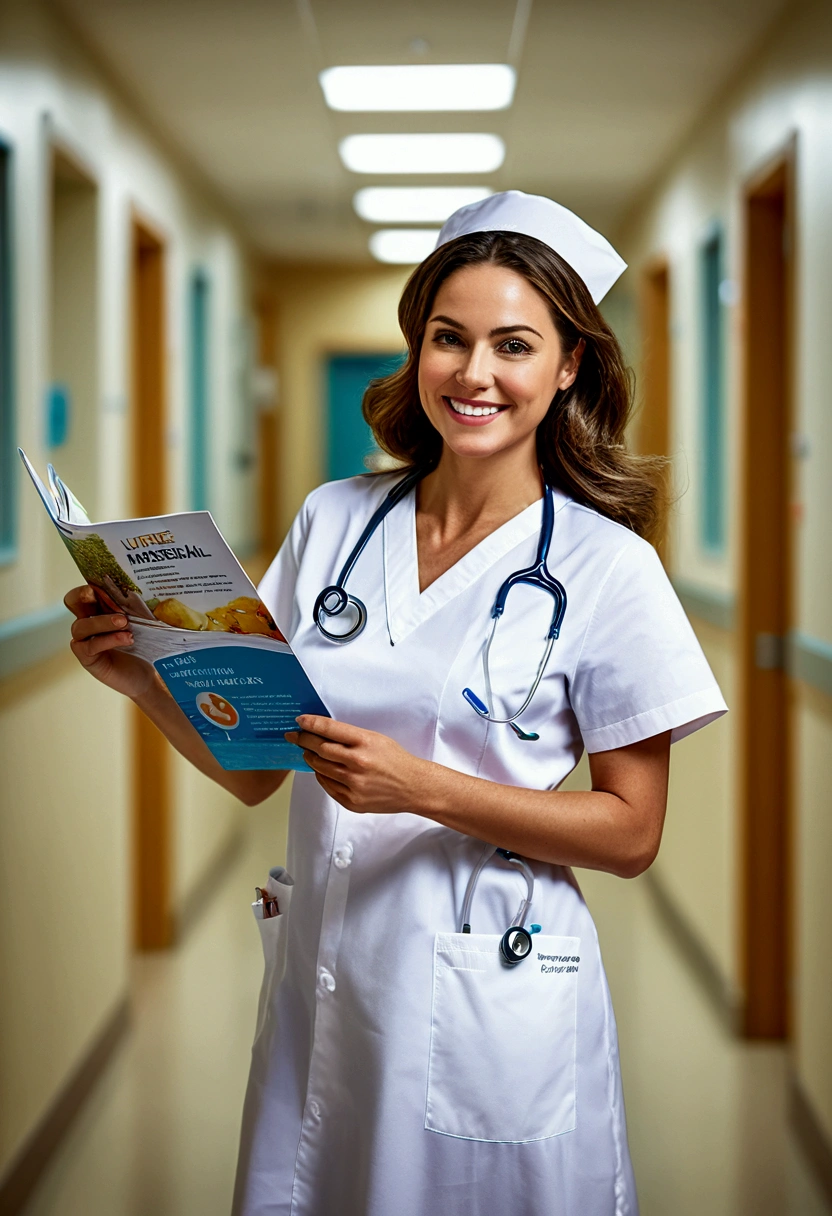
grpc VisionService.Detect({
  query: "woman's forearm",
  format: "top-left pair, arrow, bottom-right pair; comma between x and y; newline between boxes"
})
132,674 -> 289,806
417,769 -> 650,877
291,716 -> 670,879
415,732 -> 670,878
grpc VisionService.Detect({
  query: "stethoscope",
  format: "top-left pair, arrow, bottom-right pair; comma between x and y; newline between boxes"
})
313,469 -> 567,740
460,844 -> 539,966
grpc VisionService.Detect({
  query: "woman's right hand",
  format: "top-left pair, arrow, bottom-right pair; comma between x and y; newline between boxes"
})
65,585 -> 157,700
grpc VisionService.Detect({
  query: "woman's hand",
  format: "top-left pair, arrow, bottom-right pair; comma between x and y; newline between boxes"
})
65,584 -> 157,700
288,714 -> 670,878
286,715 -> 429,814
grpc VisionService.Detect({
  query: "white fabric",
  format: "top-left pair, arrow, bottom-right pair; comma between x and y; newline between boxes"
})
426,932 -> 579,1142
435,190 -> 627,304
232,473 -> 727,1216
251,868 -> 295,1046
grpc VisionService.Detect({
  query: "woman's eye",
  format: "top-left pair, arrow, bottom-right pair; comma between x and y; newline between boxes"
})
435,331 -> 462,346
501,339 -> 530,355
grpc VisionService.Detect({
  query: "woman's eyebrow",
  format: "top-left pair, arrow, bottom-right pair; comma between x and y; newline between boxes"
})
428,314 -> 465,329
490,324 -> 543,339
428,315 -> 544,340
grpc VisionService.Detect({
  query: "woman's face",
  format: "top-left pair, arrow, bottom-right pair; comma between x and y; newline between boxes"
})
418,262 -> 582,464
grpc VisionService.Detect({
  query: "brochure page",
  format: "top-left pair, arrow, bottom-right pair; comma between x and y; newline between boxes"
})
20,449 -> 327,772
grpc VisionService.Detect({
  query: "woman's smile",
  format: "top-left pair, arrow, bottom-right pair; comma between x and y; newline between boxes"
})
443,395 -> 510,425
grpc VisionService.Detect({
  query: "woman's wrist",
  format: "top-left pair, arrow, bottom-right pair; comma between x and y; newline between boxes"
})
412,759 -> 471,827
131,668 -> 170,711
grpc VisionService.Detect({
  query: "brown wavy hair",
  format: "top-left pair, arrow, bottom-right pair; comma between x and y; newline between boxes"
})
362,231 -> 668,544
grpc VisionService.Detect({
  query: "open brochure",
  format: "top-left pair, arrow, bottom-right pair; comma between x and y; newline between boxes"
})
20,449 -> 328,772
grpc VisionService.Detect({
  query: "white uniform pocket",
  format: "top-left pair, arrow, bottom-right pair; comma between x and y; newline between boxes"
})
425,932 -> 580,1143
251,866 -> 294,1046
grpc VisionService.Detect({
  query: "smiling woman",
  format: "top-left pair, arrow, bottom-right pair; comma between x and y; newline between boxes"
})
364,223 -> 670,545
64,190 -> 727,1216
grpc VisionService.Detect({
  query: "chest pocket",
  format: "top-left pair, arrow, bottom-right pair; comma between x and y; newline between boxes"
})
425,932 -> 579,1143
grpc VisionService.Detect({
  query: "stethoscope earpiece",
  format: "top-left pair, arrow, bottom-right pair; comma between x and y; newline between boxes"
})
500,925 -> 533,966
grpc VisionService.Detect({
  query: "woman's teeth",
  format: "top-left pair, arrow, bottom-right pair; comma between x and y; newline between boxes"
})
448,398 -> 503,417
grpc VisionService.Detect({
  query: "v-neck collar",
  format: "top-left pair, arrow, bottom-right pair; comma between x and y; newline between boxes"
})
382,485 -> 565,644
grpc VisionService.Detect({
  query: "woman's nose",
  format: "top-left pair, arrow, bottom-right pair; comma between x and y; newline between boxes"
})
455,344 -> 495,391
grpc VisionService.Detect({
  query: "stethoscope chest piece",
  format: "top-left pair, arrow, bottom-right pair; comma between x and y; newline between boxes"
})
500,925 -> 533,966
313,584 -> 368,643
461,845 -> 536,968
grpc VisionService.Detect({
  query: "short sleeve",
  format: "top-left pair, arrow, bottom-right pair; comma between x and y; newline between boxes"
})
257,493 -> 315,639
569,539 -> 727,752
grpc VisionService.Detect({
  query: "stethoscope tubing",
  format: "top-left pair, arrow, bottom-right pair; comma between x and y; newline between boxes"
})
460,844 -> 536,966
478,620 -> 557,725
313,467 -> 424,642
312,469 -> 566,732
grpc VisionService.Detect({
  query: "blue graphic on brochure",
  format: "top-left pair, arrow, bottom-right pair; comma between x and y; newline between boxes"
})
155,641 -> 327,772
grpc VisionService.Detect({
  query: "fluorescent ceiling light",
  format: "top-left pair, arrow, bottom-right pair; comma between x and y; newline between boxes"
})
320,64 -> 516,112
354,186 -> 493,224
370,230 -> 441,265
340,133 -> 505,175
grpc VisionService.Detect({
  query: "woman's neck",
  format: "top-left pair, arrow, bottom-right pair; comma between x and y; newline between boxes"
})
418,445 -> 543,541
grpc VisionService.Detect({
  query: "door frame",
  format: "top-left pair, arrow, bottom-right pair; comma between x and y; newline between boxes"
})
255,290 -> 280,557
638,257 -> 672,564
130,212 -> 173,950
737,135 -> 797,1038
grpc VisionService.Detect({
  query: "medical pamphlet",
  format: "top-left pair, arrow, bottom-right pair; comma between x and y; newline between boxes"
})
20,450 -> 327,772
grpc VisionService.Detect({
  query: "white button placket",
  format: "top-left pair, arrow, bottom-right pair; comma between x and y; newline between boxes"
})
290,815 -> 363,1215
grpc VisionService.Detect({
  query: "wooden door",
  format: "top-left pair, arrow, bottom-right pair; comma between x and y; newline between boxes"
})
739,147 -> 795,1038
131,219 -> 172,950
255,293 -> 280,556
639,261 -> 671,563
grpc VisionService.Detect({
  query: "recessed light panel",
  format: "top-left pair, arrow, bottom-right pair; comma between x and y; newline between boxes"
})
370,230 -> 441,264
354,186 -> 493,224
320,65 -> 516,112
340,134 -> 505,175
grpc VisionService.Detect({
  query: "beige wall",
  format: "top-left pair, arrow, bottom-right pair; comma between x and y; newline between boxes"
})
658,627 -> 738,993
793,685 -> 832,1132
266,264 -> 411,535
613,0 -> 832,1141
0,0 -> 253,1176
0,656 -> 130,1168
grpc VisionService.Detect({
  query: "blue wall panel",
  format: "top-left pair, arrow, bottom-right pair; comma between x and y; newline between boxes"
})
326,352 -> 405,482
701,231 -> 725,552
190,272 -> 209,510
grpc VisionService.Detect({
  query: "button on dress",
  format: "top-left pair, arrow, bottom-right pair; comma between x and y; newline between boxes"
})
232,474 -> 727,1216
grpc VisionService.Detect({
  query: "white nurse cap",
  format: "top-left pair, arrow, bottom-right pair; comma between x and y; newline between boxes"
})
434,190 -> 626,304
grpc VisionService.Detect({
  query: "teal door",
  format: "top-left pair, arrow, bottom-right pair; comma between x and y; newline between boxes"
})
190,271 -> 210,509
326,352 -> 405,481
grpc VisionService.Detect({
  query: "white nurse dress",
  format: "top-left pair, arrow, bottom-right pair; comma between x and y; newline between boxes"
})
232,472 -> 727,1216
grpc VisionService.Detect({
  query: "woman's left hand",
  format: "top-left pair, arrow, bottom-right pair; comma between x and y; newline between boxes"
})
286,715 -> 429,814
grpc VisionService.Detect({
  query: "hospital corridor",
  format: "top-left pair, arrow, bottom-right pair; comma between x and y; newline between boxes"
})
1,0 -> 832,1213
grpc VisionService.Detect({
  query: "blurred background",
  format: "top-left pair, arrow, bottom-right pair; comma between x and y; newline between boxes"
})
0,0 -> 830,1212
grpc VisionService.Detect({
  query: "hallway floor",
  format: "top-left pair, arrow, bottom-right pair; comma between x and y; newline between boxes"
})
21,790 -> 831,1216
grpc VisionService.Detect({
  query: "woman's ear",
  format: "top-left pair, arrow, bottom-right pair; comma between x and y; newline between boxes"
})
558,338 -> 585,391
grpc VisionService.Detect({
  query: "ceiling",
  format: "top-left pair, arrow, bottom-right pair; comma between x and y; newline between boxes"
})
53,0 -> 788,264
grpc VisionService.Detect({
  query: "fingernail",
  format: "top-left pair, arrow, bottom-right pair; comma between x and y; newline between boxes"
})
113,615 -> 126,627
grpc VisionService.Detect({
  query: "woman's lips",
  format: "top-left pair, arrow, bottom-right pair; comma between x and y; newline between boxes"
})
442,396 -> 510,427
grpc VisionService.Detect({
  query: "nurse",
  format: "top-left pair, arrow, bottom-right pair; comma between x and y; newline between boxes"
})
65,191 -> 726,1216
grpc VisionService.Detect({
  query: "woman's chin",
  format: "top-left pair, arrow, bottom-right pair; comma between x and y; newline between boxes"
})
439,432 -> 506,461
438,425 -> 532,463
